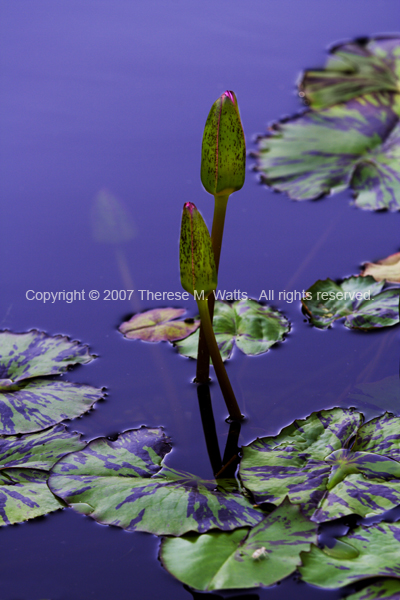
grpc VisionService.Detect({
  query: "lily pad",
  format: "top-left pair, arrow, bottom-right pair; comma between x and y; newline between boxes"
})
240,408 -> 400,522
363,251 -> 400,283
0,330 -> 95,383
300,37 -> 400,109
49,427 -> 263,536
175,299 -> 289,361
300,522 -> 400,588
345,579 -> 400,599
0,378 -> 104,435
0,424 -> 85,525
119,308 -> 199,343
160,500 -> 317,591
302,276 -> 399,329
257,92 -> 400,211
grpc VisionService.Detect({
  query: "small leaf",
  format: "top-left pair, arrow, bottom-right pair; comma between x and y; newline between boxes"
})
0,425 -> 85,525
300,37 -> 400,109
119,308 -> 199,342
175,299 -> 289,360
300,522 -> 400,588
179,203 -> 217,299
362,251 -> 400,283
0,379 -> 104,435
160,501 -> 317,591
201,91 -> 246,196
345,579 -> 400,599
322,539 -> 359,560
49,427 -> 262,536
257,93 -> 400,211
302,276 -> 399,329
0,330 -> 95,383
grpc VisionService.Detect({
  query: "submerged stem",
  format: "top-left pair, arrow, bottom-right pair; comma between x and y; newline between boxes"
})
196,297 -> 242,421
196,193 -> 230,383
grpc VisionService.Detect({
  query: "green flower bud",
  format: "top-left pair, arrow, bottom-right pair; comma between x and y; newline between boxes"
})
201,91 -> 246,196
180,202 -> 217,299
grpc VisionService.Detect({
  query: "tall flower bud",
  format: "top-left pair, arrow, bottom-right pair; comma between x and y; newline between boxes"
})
180,202 -> 217,299
201,91 -> 246,197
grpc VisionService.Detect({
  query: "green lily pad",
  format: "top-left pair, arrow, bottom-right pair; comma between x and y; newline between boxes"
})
240,409 -> 400,522
119,308 -> 199,343
257,92 -> 400,211
0,378 -> 104,435
49,427 -> 263,536
0,424 -> 85,525
300,37 -> 400,109
160,500 -> 317,591
302,276 -> 399,329
0,330 -> 95,383
345,579 -> 400,599
175,299 -> 289,361
300,522 -> 400,589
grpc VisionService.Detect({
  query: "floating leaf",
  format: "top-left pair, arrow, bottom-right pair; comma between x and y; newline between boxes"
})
0,425 -> 84,525
345,579 -> 400,599
302,276 -> 399,329
363,251 -> 400,283
240,409 -> 400,522
119,308 -> 199,343
300,522 -> 400,588
257,93 -> 400,211
49,427 -> 262,536
300,37 -> 400,109
0,330 -> 94,383
160,500 -> 317,591
0,379 -> 103,435
175,299 -> 289,361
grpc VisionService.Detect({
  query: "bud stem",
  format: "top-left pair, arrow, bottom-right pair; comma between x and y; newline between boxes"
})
196,297 -> 243,421
196,193 -> 230,383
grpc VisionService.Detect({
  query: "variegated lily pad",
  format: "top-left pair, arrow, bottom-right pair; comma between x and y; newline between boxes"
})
0,379 -> 103,435
299,37 -> 400,109
119,308 -> 199,343
175,299 -> 289,361
160,500 -> 317,591
49,427 -> 263,536
345,579 -> 400,599
302,276 -> 399,329
0,330 -> 94,383
300,522 -> 400,588
0,330 -> 104,435
240,409 -> 400,522
0,424 -> 85,525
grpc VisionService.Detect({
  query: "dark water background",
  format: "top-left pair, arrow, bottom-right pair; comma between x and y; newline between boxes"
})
0,1 -> 399,598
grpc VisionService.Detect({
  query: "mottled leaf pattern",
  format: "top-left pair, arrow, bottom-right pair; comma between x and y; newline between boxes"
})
345,579 -> 400,599
0,330 -> 94,383
300,37 -> 400,108
0,425 -> 84,525
240,409 -> 400,522
0,379 -> 104,435
49,428 -> 262,536
300,522 -> 400,588
175,299 -> 289,360
302,276 -> 399,329
119,308 -> 199,343
257,92 -> 400,211
160,500 -> 317,591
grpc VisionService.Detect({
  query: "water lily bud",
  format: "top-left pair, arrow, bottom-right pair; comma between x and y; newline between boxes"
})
201,91 -> 246,196
180,202 -> 217,298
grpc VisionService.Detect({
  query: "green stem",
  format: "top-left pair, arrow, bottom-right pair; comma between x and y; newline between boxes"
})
196,193 -> 230,383
196,298 -> 243,421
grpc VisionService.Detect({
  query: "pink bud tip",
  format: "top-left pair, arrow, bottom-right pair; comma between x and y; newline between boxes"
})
184,202 -> 195,213
223,91 -> 235,103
